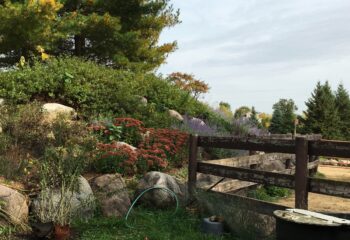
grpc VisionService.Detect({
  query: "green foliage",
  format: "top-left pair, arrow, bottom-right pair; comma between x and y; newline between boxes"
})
0,102 -> 49,180
249,106 -> 261,129
0,0 -> 63,67
0,102 -> 97,182
269,99 -> 297,134
248,186 -> 291,202
335,84 -> 350,140
0,57 -> 210,128
302,81 -> 341,139
0,0 -> 179,71
234,106 -> 250,119
73,207 -> 233,240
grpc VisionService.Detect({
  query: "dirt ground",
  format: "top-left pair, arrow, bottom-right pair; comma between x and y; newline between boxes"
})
276,165 -> 350,212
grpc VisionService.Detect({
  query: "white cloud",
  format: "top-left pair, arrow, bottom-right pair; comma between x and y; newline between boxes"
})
159,0 -> 350,113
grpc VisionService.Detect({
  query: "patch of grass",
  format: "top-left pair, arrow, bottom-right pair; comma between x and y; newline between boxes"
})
73,207 -> 234,240
248,186 -> 291,202
314,171 -> 326,179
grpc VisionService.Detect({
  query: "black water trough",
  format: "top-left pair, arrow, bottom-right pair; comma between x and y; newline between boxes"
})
274,209 -> 350,240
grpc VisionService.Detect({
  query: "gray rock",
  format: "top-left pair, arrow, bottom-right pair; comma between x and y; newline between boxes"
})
33,176 -> 95,222
135,171 -> 186,208
0,184 -> 28,224
140,97 -> 148,105
0,98 -> 4,105
91,174 -> 131,218
42,103 -> 77,122
168,109 -> 184,121
330,159 -> 338,166
115,142 -> 137,152
260,160 -> 286,172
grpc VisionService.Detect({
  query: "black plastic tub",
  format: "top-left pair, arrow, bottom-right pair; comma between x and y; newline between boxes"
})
274,209 -> 350,240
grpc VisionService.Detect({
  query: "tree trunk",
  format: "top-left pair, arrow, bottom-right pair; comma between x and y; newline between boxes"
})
74,35 -> 84,56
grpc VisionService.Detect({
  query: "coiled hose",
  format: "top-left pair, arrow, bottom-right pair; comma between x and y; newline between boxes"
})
124,186 -> 179,228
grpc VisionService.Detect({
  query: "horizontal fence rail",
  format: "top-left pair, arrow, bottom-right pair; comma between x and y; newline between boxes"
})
197,162 -> 350,198
189,134 -> 350,213
197,136 -> 350,158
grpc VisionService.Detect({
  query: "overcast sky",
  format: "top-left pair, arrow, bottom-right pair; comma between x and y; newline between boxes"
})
159,0 -> 350,114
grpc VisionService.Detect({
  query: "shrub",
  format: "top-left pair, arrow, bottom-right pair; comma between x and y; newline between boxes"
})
0,57 -> 213,129
248,186 -> 291,202
91,117 -> 189,175
94,143 -> 138,175
0,102 -> 97,183
0,102 -> 50,156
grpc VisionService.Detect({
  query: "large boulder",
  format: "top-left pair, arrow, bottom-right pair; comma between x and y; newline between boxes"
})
168,109 -> 184,121
91,174 -> 131,217
0,184 -> 28,224
32,176 -> 95,222
260,160 -> 286,172
135,171 -> 186,208
42,103 -> 77,122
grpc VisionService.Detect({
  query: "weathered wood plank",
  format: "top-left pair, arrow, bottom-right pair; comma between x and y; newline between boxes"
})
198,136 -> 350,158
197,162 -> 295,188
198,136 -> 295,153
309,140 -> 350,158
188,134 -> 199,199
198,162 -> 350,198
309,178 -> 350,198
203,153 -> 295,168
295,137 -> 309,209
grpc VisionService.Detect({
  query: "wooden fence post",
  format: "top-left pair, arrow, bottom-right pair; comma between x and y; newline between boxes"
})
295,137 -> 309,209
188,134 -> 199,200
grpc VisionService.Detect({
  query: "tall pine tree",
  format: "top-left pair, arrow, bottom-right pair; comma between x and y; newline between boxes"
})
269,99 -> 297,134
302,81 -> 341,139
0,0 -> 179,71
335,84 -> 350,140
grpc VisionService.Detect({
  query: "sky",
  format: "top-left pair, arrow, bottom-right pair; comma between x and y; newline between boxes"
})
158,0 -> 350,114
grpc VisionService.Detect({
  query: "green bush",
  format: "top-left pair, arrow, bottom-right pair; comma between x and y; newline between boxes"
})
0,102 -> 97,182
0,57 -> 217,128
248,186 -> 291,202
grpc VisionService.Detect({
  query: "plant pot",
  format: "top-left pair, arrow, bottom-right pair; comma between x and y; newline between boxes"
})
54,225 -> 70,240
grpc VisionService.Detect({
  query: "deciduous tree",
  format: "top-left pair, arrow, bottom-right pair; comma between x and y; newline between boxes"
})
168,72 -> 209,99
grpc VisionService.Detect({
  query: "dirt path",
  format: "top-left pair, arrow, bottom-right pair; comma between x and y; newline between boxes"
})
276,166 -> 350,212
318,165 -> 350,182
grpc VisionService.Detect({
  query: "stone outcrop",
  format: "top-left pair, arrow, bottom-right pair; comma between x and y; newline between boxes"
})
42,103 -> 77,122
168,109 -> 184,121
32,176 -> 95,222
0,184 -> 28,224
135,171 -> 186,208
91,174 -> 131,217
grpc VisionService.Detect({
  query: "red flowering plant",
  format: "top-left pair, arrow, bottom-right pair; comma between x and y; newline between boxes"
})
94,142 -> 138,175
90,117 -> 189,175
113,118 -> 143,146
139,128 -> 189,169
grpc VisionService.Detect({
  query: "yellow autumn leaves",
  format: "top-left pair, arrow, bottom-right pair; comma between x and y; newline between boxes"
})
27,0 -> 62,20
28,0 -> 62,11
36,45 -> 50,60
18,45 -> 49,67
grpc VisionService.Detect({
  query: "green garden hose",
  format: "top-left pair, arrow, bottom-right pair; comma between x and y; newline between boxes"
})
124,186 -> 179,228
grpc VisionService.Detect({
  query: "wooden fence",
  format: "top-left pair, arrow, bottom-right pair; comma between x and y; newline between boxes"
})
188,135 -> 350,213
